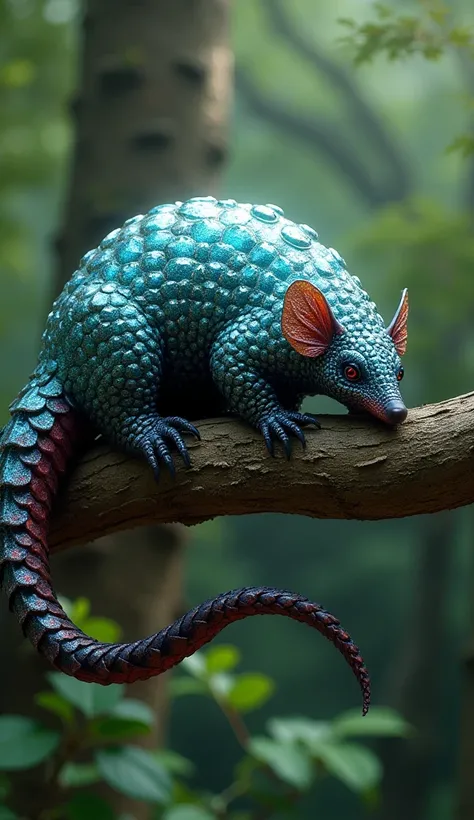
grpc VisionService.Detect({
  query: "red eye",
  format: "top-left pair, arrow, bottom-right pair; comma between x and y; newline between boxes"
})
344,364 -> 360,382
397,367 -> 404,382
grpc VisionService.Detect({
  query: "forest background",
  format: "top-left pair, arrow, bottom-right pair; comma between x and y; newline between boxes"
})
0,1 -> 473,819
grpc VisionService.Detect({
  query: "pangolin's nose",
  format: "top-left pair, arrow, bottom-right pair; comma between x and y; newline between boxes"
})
385,400 -> 407,424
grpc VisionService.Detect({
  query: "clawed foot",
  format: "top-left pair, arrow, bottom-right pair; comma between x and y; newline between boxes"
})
134,416 -> 200,480
259,410 -> 320,458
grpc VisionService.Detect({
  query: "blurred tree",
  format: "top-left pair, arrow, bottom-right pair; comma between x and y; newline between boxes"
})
226,2 -> 474,818
0,0 -> 232,818
237,0 -> 412,208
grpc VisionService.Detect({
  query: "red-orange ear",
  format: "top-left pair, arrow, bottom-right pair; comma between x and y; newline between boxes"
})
387,288 -> 409,356
281,280 -> 345,358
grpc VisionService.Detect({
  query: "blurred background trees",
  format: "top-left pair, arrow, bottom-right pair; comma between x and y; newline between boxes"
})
0,1 -> 473,818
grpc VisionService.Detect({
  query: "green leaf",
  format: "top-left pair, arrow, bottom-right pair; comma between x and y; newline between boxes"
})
446,135 -> 474,158
248,737 -> 313,790
57,595 -> 74,618
316,742 -> 382,793
205,645 -> 241,675
59,762 -> 101,787
0,59 -> 36,89
181,653 -> 207,679
65,792 -> 116,820
57,599 -> 122,641
448,26 -> 474,48
168,677 -> 208,698
154,750 -> 195,777
81,617 -> 122,643
233,755 -> 259,785
0,716 -> 60,771
0,774 -> 11,801
35,691 -> 75,724
95,746 -> 172,804
163,807 -> 215,820
227,674 -> 275,713
268,717 -> 332,750
172,781 -> 204,806
47,673 -> 124,718
209,673 -> 234,699
69,596 -> 91,624
224,814 -> 251,820
89,717 -> 151,741
88,695 -> 156,740
0,807 -> 18,820
111,699 -> 155,727
332,707 -> 413,739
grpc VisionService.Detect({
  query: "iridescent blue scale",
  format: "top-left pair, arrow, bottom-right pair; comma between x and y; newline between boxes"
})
13,195 -> 405,500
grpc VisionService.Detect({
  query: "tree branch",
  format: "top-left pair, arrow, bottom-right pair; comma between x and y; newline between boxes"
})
236,68 -> 388,209
50,392 -> 474,554
261,0 -> 412,202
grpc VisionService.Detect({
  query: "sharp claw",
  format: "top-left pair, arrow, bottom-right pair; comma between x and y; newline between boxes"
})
160,450 -> 176,478
153,435 -> 177,477
184,422 -> 200,440
259,409 -> 320,457
132,415 -> 200,481
180,447 -> 191,468
163,426 -> 183,447
301,413 -> 321,429
161,426 -> 193,468
168,417 -> 200,439
261,425 -> 274,456
270,422 -> 290,457
146,452 -> 161,482
292,427 -> 306,448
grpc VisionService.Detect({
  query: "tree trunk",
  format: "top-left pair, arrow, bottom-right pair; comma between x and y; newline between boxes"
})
57,0 -> 232,277
375,512 -> 455,820
454,508 -> 474,820
0,1 -> 232,817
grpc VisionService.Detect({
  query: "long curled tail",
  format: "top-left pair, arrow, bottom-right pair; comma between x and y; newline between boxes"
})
0,369 -> 371,715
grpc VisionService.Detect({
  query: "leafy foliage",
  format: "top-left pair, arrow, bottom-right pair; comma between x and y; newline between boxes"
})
95,746 -> 172,804
339,0 -> 474,157
339,1 -> 474,64
0,598 -> 411,820
0,716 -> 59,771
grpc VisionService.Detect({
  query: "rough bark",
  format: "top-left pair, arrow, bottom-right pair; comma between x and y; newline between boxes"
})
47,391 -> 474,553
1,1 -> 232,818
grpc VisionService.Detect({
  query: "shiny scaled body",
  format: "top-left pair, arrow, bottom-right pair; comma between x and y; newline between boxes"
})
44,197 -> 405,437
0,197 -> 410,716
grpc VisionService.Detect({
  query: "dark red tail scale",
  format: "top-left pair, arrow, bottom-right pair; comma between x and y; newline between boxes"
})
0,374 -> 370,716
